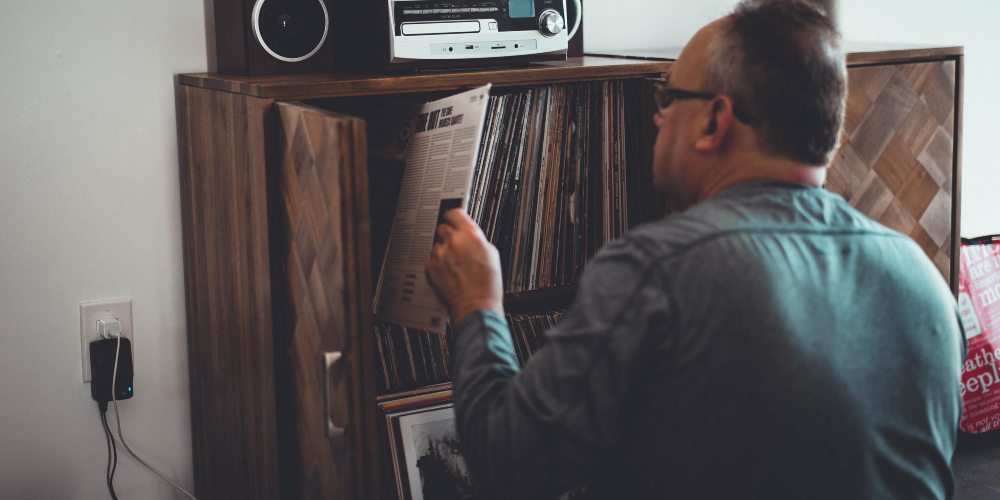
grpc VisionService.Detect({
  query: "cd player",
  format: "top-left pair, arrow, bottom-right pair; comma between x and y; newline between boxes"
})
388,0 -> 571,65
329,0 -> 580,70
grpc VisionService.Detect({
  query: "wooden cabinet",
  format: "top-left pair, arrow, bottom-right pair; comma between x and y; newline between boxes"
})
177,57 -> 668,500
827,48 -> 963,285
175,46 -> 962,499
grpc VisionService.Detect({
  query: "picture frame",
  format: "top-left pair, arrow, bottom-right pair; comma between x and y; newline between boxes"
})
380,388 -> 473,500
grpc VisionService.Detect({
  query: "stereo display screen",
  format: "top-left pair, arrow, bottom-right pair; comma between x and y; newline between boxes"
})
508,0 -> 535,18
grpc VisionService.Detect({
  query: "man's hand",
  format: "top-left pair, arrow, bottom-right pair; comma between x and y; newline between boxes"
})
426,209 -> 504,325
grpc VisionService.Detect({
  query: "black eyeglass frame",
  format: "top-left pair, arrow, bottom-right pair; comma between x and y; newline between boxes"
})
653,82 -> 753,124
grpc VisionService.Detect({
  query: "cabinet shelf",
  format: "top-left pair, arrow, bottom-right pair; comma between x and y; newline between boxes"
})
504,285 -> 576,308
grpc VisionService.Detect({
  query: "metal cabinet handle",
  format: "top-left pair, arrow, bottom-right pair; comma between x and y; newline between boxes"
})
323,351 -> 346,438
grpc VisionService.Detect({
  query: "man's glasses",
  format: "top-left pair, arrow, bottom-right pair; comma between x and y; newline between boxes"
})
653,82 -> 753,124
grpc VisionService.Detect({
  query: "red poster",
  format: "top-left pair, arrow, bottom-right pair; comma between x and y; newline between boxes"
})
958,237 -> 1000,434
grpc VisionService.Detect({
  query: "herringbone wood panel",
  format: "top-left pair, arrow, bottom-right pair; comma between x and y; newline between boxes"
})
275,103 -> 376,500
828,61 -> 956,280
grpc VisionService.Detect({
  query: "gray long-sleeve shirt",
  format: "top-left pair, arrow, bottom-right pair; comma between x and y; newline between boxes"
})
452,181 -> 964,499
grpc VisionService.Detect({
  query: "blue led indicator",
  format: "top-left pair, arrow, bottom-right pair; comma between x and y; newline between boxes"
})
128,386 -> 133,392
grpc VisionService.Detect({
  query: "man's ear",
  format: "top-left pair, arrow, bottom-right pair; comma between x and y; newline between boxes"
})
694,97 -> 735,152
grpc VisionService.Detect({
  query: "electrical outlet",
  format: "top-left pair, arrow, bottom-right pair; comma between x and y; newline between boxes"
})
80,298 -> 133,382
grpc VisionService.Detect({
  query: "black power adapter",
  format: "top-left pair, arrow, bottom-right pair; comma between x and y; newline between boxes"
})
90,337 -> 134,404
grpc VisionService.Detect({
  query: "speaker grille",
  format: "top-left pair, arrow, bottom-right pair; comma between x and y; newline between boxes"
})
253,0 -> 329,62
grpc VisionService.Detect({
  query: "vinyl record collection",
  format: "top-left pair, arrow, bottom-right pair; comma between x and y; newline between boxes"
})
374,310 -> 565,394
468,80 -> 643,293
374,322 -> 451,395
506,310 -> 565,367
374,80 -> 642,395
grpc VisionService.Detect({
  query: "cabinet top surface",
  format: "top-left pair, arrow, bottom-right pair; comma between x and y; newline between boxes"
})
588,43 -> 963,65
177,45 -> 961,101
177,56 -> 671,100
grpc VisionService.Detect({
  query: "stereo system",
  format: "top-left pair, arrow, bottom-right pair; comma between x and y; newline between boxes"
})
388,0 -> 572,65
209,0 -> 582,74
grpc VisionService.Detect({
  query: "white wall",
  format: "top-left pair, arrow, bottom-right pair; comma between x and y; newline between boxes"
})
0,2 -> 206,499
587,0 -> 1000,237
586,0 -> 737,50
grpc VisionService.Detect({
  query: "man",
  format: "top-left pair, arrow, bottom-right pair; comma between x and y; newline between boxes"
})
426,1 -> 964,498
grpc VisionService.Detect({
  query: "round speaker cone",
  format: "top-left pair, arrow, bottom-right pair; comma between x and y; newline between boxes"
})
252,0 -> 329,62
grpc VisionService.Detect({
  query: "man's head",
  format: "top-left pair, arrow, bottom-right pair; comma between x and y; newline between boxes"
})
652,0 -> 846,208
707,0 -> 845,164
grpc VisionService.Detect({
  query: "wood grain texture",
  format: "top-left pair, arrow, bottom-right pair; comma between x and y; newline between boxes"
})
176,84 -> 280,499
844,45 -> 963,66
272,102 -> 380,500
827,58 -> 960,285
178,56 -> 671,100
585,44 -> 962,67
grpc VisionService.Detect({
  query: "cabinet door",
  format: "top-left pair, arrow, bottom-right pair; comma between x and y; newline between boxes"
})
274,102 -> 380,499
828,59 -> 958,285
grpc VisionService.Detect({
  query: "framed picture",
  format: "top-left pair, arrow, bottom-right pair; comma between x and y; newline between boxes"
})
381,388 -> 473,500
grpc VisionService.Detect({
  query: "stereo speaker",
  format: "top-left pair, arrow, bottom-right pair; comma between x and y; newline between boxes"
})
208,0 -> 336,75
567,0 -> 584,57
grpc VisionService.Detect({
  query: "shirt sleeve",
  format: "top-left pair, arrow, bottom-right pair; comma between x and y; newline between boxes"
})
451,238 -> 670,498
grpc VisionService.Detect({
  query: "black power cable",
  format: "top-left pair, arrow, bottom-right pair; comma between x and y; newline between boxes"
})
91,336 -> 196,499
99,402 -> 119,500
101,409 -> 111,494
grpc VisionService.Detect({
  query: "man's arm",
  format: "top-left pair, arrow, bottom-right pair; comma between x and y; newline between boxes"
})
428,210 -> 669,497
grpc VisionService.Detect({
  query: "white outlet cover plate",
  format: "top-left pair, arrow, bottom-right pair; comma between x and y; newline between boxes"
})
80,298 -> 133,382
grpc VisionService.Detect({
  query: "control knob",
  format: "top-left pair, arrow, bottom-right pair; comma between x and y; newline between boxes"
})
537,9 -> 564,37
